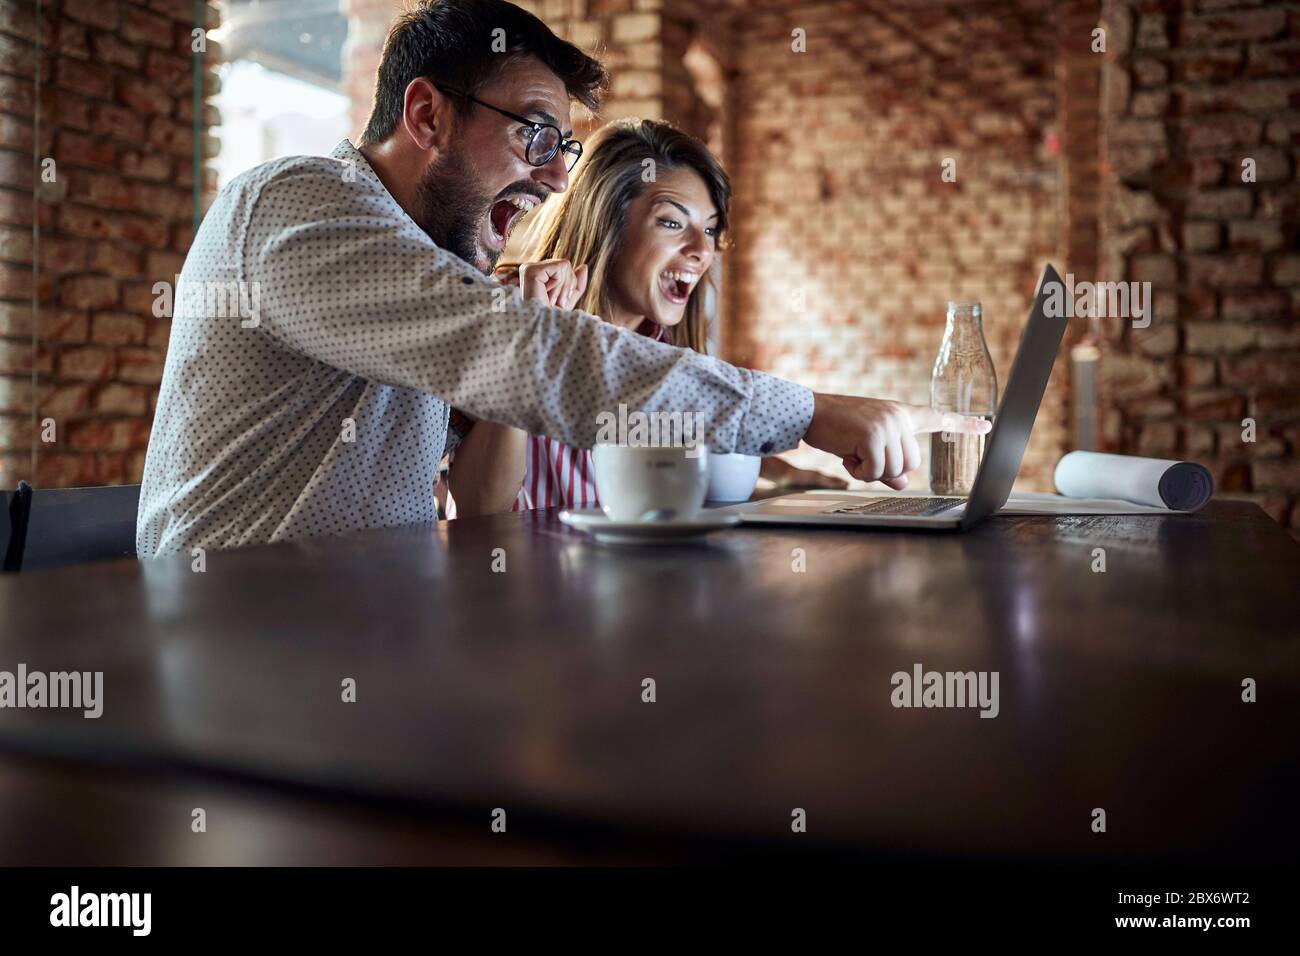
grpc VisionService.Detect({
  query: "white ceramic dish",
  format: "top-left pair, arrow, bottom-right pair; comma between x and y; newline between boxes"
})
558,508 -> 740,544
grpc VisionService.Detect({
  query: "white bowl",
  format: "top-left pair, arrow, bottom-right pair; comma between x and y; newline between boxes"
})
707,453 -> 761,502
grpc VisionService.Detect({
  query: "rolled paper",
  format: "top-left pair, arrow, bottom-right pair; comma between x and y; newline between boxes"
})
1053,451 -> 1214,512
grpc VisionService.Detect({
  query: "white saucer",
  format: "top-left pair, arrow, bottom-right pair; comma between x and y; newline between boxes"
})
558,508 -> 741,544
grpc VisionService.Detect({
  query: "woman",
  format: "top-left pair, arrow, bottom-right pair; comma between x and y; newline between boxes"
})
446,119 -> 843,516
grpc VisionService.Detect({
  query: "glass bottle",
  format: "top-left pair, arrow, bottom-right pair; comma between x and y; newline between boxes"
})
930,302 -> 998,496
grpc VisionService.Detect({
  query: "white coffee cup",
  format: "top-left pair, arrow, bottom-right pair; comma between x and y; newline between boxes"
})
707,453 -> 761,502
591,443 -> 709,521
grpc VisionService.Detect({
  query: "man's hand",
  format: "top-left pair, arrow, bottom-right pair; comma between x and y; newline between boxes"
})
517,259 -> 588,310
803,393 -> 992,491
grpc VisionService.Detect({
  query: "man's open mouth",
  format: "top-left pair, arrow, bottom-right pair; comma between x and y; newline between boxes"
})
657,269 -> 699,306
486,196 -> 539,250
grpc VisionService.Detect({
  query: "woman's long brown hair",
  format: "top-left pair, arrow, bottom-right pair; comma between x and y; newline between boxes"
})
502,118 -> 731,355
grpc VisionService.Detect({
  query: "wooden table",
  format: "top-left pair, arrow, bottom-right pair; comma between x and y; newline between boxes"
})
0,502 -> 1296,864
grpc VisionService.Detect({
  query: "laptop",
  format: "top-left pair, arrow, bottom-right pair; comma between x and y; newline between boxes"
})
731,263 -> 1069,532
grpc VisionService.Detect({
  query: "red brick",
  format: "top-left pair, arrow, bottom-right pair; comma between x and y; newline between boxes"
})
119,4 -> 172,50
1178,354 -> 1218,388
91,311 -> 146,345
0,188 -> 34,228
89,241 -> 143,277
1184,387 -> 1246,419
116,76 -> 174,116
120,281 -> 159,316
39,308 -> 89,343
144,49 -> 190,86
0,76 -> 35,119
0,223 -> 31,263
0,377 -> 34,415
54,130 -> 116,171
1186,253 -> 1263,288
1220,290 -> 1289,321
1258,325 -> 1300,349
64,0 -> 119,30
118,215 -> 169,249
1176,48 -> 1243,83
0,414 -> 37,451
133,183 -> 190,220
1246,41 -> 1300,78
0,0 -> 42,43
116,346 -> 165,384
0,260 -> 33,298
58,345 -> 114,380
68,171 -> 134,211
89,102 -> 147,143
0,34 -> 39,79
47,89 -> 91,130
0,115 -> 34,152
118,150 -> 173,183
0,151 -> 32,190
33,452 -> 93,487
1183,421 -> 1216,455
56,203 -> 114,240
1137,421 -> 1178,455
1221,354 -> 1300,388
1183,9 -> 1287,47
1182,221 -> 1221,252
91,32 -> 144,70
1182,79 -> 1296,115
146,116 -> 193,158
1271,255 -> 1300,285
147,318 -> 171,349
1132,57 -> 1169,87
56,21 -> 91,60
1227,220 -> 1284,252
1184,117 -> 1262,150
93,381 -> 148,415
56,58 -> 105,98
38,383 -> 92,418
0,339 -> 53,375
60,275 -> 118,311
1252,459 -> 1300,492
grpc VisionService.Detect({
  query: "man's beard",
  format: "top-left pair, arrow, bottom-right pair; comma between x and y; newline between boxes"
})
412,147 -> 494,273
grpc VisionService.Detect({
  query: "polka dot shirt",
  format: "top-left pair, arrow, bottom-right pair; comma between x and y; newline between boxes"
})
136,141 -> 814,558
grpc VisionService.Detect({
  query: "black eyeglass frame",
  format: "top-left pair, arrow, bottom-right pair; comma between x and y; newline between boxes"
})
433,83 -> 583,171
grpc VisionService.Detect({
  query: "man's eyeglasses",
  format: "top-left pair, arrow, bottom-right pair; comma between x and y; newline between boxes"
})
433,84 -> 583,172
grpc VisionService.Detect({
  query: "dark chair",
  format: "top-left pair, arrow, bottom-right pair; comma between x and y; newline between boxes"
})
2,481 -> 140,573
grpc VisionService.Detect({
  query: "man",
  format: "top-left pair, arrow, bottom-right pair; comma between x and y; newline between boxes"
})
136,0 -> 986,558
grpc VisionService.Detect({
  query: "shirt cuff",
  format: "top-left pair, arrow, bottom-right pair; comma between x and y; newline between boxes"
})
734,372 -> 815,457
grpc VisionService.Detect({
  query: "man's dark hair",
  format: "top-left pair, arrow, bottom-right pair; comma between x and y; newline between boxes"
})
359,0 -> 609,146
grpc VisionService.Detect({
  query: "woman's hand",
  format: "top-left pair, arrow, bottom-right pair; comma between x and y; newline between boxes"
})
517,259 -> 589,310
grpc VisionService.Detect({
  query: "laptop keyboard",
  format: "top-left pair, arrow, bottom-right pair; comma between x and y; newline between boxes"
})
823,496 -> 964,517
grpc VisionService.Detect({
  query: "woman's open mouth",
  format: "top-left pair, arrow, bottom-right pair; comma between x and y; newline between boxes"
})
486,196 -> 539,251
657,269 -> 699,306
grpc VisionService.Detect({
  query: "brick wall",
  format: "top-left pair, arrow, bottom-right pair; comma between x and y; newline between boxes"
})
0,0 -> 221,488
721,0 -> 1068,488
1098,0 -> 1300,532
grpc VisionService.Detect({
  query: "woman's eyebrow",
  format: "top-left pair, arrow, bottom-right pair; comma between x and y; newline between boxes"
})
656,198 -> 720,221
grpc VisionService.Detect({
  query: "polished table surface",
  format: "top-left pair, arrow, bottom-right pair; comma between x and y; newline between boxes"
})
1,501 -> 1297,863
